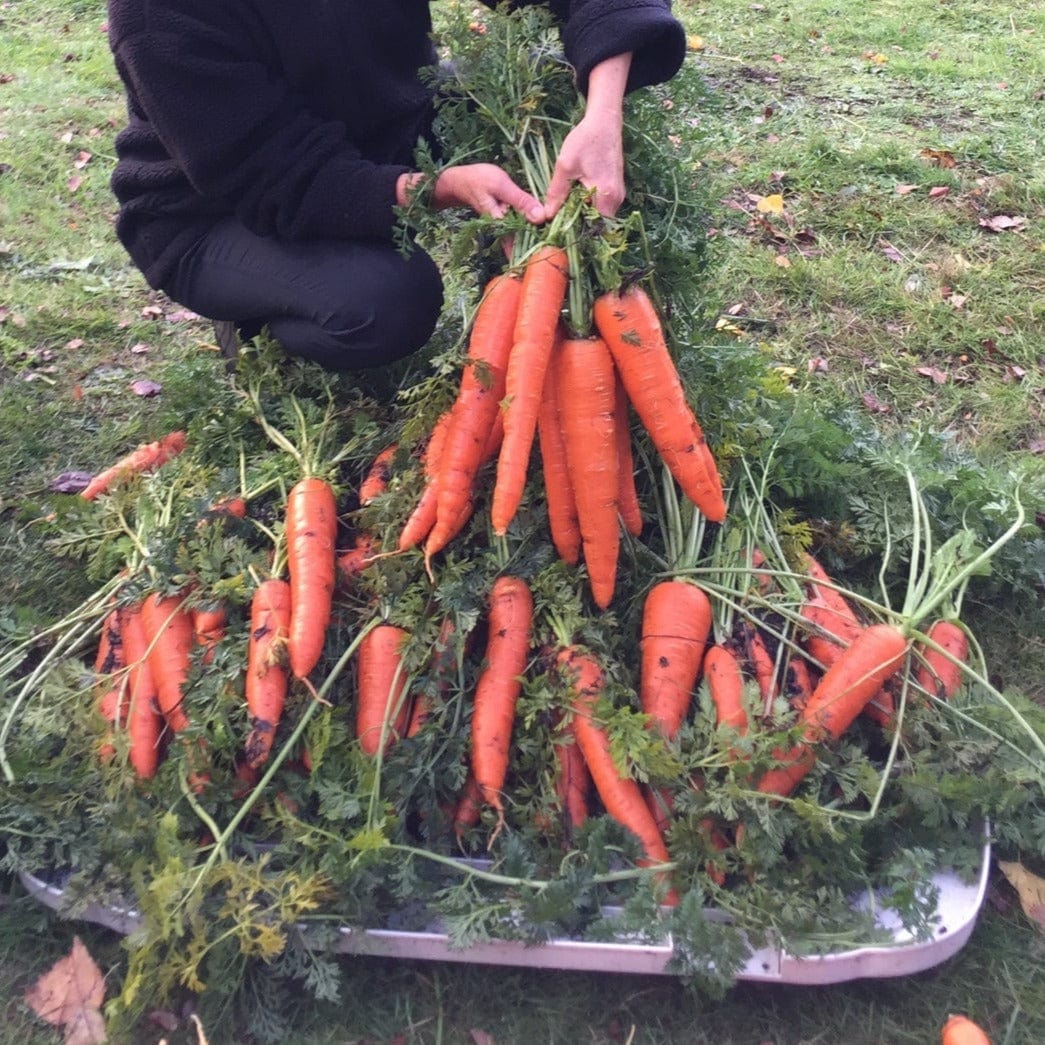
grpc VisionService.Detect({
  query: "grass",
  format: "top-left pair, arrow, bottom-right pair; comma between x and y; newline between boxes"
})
1,0 -> 1043,1041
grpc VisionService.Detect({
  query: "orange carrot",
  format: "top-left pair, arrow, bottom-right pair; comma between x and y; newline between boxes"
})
639,580 -> 712,739
406,618 -> 461,737
359,444 -> 398,506
191,602 -> 227,664
244,579 -> 292,770
426,273 -> 521,556
536,331 -> 581,566
757,623 -> 908,798
452,771 -> 484,848
80,430 -> 187,501
916,620 -> 969,701
560,646 -> 676,903
491,245 -> 570,535
704,644 -> 749,736
141,591 -> 195,734
593,287 -> 725,523
558,336 -> 620,609
285,477 -> 338,679
337,532 -> 379,583
356,624 -> 411,757
743,623 -> 778,712
941,1014 -> 991,1045
94,607 -> 127,763
783,653 -> 817,713
614,372 -> 643,537
399,409 -> 454,551
120,601 -> 164,780
553,733 -> 591,831
470,576 -> 533,833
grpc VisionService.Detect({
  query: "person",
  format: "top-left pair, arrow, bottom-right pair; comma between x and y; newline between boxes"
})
105,1 -> 686,371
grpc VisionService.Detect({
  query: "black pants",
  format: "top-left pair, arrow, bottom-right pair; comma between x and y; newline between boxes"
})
163,217 -> 444,371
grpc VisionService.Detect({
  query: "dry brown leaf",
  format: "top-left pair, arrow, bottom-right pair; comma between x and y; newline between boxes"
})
24,937 -> 107,1045
755,192 -> 785,215
773,254 -> 792,268
998,861 -> 1045,931
928,185 -> 950,199
916,366 -> 949,385
862,391 -> 891,414
979,214 -> 1027,233
920,147 -> 957,168
895,183 -> 918,195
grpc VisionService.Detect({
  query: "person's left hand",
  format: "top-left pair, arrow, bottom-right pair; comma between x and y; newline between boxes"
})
540,109 -> 625,221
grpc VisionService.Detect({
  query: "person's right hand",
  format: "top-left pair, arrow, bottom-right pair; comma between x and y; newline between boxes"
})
398,164 -> 544,222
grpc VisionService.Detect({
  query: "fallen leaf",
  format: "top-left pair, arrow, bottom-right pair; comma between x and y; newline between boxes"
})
862,392 -> 891,414
879,240 -> 904,264
49,471 -> 93,494
808,356 -> 829,373
65,338 -> 85,350
24,937 -> 107,1044
755,193 -> 785,215
66,175 -> 83,192
948,294 -> 967,309
773,254 -> 792,268
73,150 -> 92,169
895,183 -> 918,195
1006,365 -> 1026,381
928,185 -> 950,199
864,51 -> 889,64
140,304 -> 163,319
130,342 -> 151,354
920,147 -> 957,169
998,861 -> 1045,932
770,53 -> 785,63
916,366 -> 949,385
165,308 -> 200,323
979,214 -> 1027,233
687,35 -> 705,52
130,379 -> 162,397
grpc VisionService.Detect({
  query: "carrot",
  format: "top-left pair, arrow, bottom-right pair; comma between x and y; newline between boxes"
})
425,273 -> 521,556
337,532 -> 379,583
553,733 -> 591,831
141,591 -> 195,734
614,372 -> 643,537
783,653 -> 817,713
757,623 -> 908,798
94,607 -> 127,764
560,646 -> 676,903
120,601 -> 164,780
94,608 -> 124,677
358,444 -> 398,506
398,408 -> 454,551
470,576 -> 533,834
80,430 -> 187,501
356,623 -> 411,757
243,579 -> 292,770
406,618 -> 461,737
491,245 -> 570,535
916,619 -> 969,701
452,771 -> 484,848
536,331 -> 581,566
593,286 -> 725,523
285,476 -> 338,679
639,580 -> 712,739
558,336 -> 620,609
191,602 -> 227,665
703,644 -> 749,736
941,1014 -> 991,1045
742,622 -> 778,711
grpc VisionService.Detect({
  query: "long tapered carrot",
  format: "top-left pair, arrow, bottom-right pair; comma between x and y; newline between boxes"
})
285,476 -> 338,679
553,733 -> 591,831
80,430 -> 187,501
536,331 -> 581,566
757,623 -> 908,797
120,601 -> 163,780
141,591 -> 195,734
916,620 -> 969,701
558,335 -> 620,608
244,578 -> 292,769
491,245 -> 570,535
593,286 -> 725,522
426,273 -> 521,556
614,372 -> 643,537
94,607 -> 127,764
639,580 -> 712,739
356,623 -> 412,757
560,646 -> 676,903
704,644 -> 749,736
470,576 -> 533,834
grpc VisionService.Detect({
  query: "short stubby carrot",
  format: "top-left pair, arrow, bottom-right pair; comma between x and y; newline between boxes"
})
491,245 -> 570,535
285,476 -> 338,679
536,332 -> 581,566
757,623 -> 908,798
244,578 -> 292,770
470,576 -> 533,832
81,430 -> 187,501
141,591 -> 195,734
120,601 -> 164,780
593,286 -> 725,523
560,646 -> 676,904
358,444 -> 398,506
639,580 -> 712,739
191,601 -> 227,665
916,619 -> 969,701
559,336 -> 620,609
356,623 -> 412,757
940,1014 -> 991,1045
703,643 -> 749,736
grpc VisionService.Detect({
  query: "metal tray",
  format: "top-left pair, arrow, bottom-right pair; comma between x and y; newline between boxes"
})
19,838 -> 990,986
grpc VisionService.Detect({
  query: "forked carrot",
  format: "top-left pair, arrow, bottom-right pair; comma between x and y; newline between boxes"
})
80,430 -> 187,501
491,245 -> 570,535
398,408 -> 454,551
244,578 -> 292,770
120,601 -> 163,780
285,477 -> 338,679
593,286 -> 725,523
356,624 -> 412,757
141,591 -> 195,734
470,576 -> 533,836
558,336 -> 619,608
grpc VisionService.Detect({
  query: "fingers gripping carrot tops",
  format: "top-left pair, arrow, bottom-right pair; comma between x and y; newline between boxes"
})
244,579 -> 292,770
593,286 -> 725,523
285,477 -> 338,679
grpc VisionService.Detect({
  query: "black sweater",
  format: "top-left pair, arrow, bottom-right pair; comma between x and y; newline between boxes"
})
106,0 -> 686,289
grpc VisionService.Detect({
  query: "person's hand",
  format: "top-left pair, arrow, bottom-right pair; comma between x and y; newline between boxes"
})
398,164 -> 544,222
542,109 -> 625,220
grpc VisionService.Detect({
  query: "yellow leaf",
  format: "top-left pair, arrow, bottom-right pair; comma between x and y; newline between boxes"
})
998,861 -> 1045,932
864,51 -> 889,64
773,255 -> 792,268
756,193 -> 785,215
24,937 -> 107,1045
687,35 -> 706,52
715,318 -> 746,339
